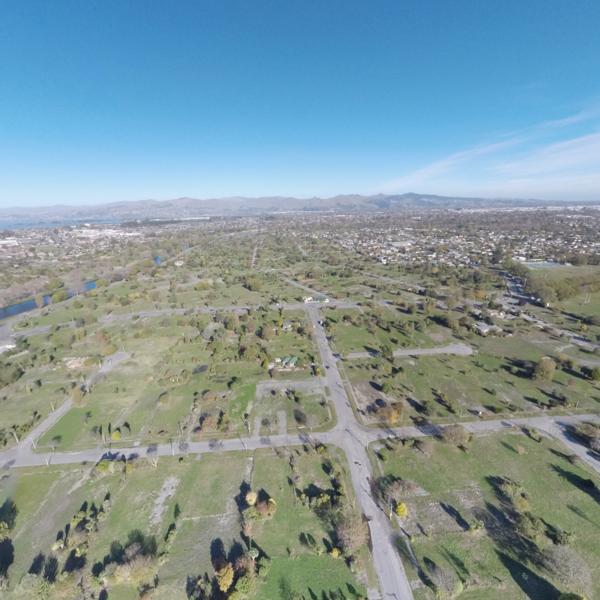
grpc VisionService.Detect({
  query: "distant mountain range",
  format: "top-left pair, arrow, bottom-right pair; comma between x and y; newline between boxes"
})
1,193 -> 599,226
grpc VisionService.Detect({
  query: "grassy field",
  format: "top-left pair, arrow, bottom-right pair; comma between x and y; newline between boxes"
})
370,430 -> 600,599
559,289 -> 600,318
344,331 -> 600,425
526,263 -> 600,281
324,307 -> 449,356
0,448 -> 370,599
30,306 -> 328,451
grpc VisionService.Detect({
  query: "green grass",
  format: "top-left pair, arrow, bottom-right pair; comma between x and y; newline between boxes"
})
1,449 -> 369,599
324,307 -> 439,356
559,289 -> 600,320
527,263 -> 600,281
372,431 -> 600,599
345,329 -> 600,424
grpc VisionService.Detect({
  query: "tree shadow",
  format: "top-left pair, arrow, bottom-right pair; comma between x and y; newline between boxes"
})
0,538 -> 14,577
63,548 -> 86,573
549,448 -> 576,463
497,551 -> 559,600
43,556 -> 58,582
441,546 -> 470,583
502,358 -> 533,378
473,500 -> 540,565
440,502 -> 469,531
551,464 -> 600,503
500,441 -> 518,454
0,498 -> 18,530
28,552 -> 45,575
227,540 -> 245,565
235,480 -> 251,513
210,537 -> 226,569
567,503 -> 600,528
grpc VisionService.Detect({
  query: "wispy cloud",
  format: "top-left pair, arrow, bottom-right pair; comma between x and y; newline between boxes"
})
536,104 -> 600,130
379,104 -> 600,201
493,131 -> 600,177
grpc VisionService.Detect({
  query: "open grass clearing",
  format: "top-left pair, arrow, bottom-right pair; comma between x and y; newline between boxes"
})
370,429 -> 600,599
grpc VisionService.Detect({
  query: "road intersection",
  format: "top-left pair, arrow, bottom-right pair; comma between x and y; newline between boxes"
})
1,281 -> 599,599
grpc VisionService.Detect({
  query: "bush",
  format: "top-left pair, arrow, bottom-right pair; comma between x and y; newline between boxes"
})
534,356 -> 557,381
441,424 -> 471,448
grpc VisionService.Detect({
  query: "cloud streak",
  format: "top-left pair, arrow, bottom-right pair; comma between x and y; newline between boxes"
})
380,104 -> 600,201
493,131 -> 600,177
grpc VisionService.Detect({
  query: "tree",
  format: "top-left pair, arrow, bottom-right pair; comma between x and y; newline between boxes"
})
441,424 -> 471,448
534,356 -> 557,381
378,401 -> 404,426
334,513 -> 368,555
424,557 -> 463,599
0,499 -> 18,538
34,293 -> 46,309
491,246 -> 505,264
395,502 -> 408,518
216,562 -> 234,593
51,289 -> 70,304
380,343 -> 394,363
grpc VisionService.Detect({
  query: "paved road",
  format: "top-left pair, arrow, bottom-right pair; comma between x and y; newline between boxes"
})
0,300 -> 415,599
86,350 -> 130,388
5,412 -> 599,469
7,350 -> 132,454
375,412 -> 600,468
2,292 -> 599,599
346,342 -> 473,360
306,304 -> 415,600
250,245 -> 259,269
255,378 -> 326,396
18,399 -> 73,452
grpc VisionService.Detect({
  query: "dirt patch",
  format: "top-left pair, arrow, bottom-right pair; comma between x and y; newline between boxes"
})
256,378 -> 324,399
454,485 -> 484,510
352,380 -> 397,425
405,501 -> 467,537
150,476 -> 180,526
64,356 -> 88,370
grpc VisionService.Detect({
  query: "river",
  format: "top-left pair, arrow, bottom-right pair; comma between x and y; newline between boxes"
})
0,280 -> 97,321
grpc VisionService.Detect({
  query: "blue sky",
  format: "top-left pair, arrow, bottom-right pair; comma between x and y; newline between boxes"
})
1,0 -> 599,206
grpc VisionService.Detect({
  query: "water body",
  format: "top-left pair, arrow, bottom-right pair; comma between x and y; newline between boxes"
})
0,280 -> 97,321
0,217 -> 121,231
